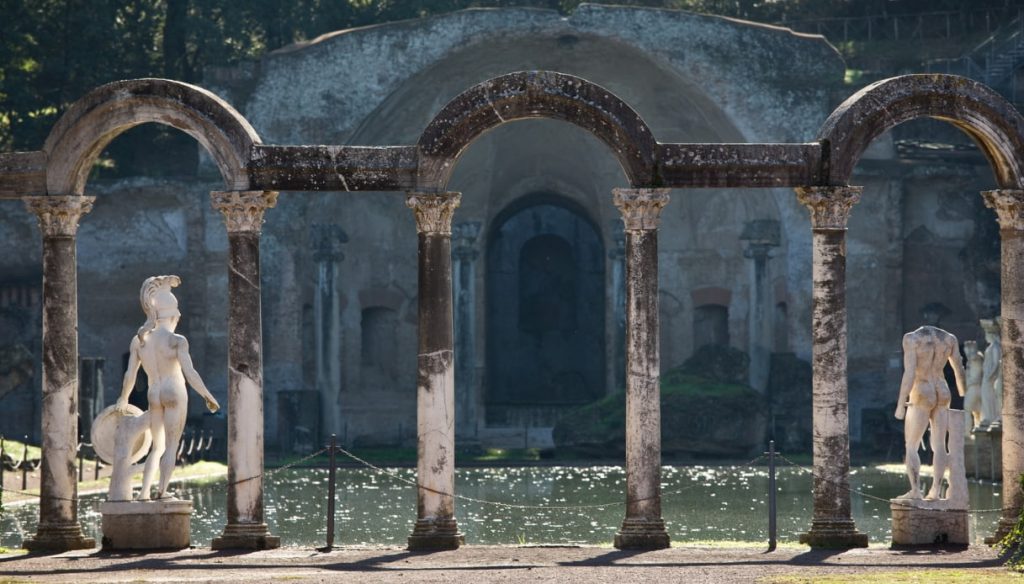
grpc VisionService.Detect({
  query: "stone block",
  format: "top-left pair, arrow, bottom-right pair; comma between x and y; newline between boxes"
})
964,428 -> 1002,480
890,503 -> 968,546
100,500 -> 192,550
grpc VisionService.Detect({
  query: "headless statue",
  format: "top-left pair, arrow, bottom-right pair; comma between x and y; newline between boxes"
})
980,318 -> 1002,428
894,326 -> 966,500
962,340 -> 984,432
114,275 -> 220,500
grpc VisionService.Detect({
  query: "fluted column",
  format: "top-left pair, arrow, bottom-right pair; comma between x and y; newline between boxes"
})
22,195 -> 96,552
982,189 -> 1024,543
795,186 -> 868,549
210,190 -> 281,551
452,221 -> 481,443
407,191 -> 464,550
613,187 -> 671,550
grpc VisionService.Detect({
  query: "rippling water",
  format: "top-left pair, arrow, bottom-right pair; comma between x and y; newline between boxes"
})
0,465 -> 1002,547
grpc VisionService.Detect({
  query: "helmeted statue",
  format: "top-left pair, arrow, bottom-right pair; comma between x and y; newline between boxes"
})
95,276 -> 220,501
962,340 -> 984,432
980,318 -> 1002,428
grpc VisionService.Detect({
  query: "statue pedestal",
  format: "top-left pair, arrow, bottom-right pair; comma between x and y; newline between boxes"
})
965,426 -> 1002,480
100,500 -> 192,550
890,500 -> 968,546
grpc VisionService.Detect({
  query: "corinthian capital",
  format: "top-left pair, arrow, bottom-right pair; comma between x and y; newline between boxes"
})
982,189 -> 1024,232
406,192 -> 461,235
23,195 -> 95,237
613,188 -> 670,231
211,190 -> 279,234
795,186 -> 862,230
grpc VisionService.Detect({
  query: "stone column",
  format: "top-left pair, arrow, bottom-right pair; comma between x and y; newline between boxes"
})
740,220 -> 781,393
312,224 -> 348,441
210,190 -> 281,551
981,189 -> 1024,542
406,192 -> 464,550
452,221 -> 481,443
612,187 -> 671,550
795,186 -> 868,549
22,195 -> 97,552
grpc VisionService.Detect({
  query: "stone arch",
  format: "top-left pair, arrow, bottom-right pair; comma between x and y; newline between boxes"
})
818,74 -> 1024,188
416,71 -> 657,190
42,78 -> 261,195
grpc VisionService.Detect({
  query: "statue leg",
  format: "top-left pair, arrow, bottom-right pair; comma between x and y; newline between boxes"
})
138,404 -> 165,500
926,408 -> 950,500
900,405 -> 929,499
156,404 -> 186,499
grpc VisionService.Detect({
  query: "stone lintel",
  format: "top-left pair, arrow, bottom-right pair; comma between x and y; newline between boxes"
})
23,195 -> 95,238
211,190 -> 279,233
613,188 -> 670,231
795,186 -> 862,230
406,191 -> 461,235
982,189 -> 1024,232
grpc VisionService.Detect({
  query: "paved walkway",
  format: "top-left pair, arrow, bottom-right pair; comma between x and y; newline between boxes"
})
0,545 -> 1008,583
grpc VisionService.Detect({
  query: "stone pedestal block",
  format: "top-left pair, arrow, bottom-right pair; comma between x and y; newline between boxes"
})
965,428 -> 1002,481
100,500 -> 192,550
407,519 -> 464,551
614,518 -> 671,550
891,503 -> 968,546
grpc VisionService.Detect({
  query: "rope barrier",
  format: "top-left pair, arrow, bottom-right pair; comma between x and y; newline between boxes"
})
775,453 -> 1005,514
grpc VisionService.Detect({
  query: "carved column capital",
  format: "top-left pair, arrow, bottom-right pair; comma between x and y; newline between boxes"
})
613,188 -> 670,231
211,190 -> 279,234
23,195 -> 95,237
406,192 -> 461,235
983,189 -> 1024,232
795,186 -> 862,230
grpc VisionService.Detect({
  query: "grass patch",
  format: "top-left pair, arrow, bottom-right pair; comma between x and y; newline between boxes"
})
765,569 -> 1022,583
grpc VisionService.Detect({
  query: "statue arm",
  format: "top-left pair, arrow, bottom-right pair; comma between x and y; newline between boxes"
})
948,338 -> 967,397
175,336 -> 220,413
895,336 -> 916,420
115,339 -> 141,413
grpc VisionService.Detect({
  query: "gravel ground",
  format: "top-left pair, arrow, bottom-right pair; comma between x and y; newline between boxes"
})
0,544 -> 1007,583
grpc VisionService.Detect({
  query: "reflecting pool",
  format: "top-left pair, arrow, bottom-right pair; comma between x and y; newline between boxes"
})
0,465 -> 1002,547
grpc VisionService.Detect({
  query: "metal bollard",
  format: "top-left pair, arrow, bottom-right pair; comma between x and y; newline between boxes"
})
765,440 -> 777,552
21,436 -> 29,491
1,434 -> 5,506
326,434 -> 338,550
95,456 -> 101,481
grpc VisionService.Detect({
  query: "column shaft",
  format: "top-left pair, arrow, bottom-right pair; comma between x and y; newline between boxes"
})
23,196 -> 96,552
407,192 -> 464,550
981,189 -> 1024,542
210,190 -> 280,551
613,188 -> 670,550
796,186 -> 867,549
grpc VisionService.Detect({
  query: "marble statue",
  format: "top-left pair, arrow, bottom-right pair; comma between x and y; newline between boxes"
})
894,326 -> 966,502
980,318 -> 1002,428
962,340 -> 984,432
111,275 -> 220,500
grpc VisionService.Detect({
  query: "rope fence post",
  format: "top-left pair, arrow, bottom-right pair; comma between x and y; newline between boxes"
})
1,434 -> 5,508
326,434 -> 337,550
766,440 -> 777,552
21,436 -> 28,491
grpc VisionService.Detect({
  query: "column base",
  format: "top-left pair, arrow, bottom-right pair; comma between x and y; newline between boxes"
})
799,519 -> 868,549
407,518 -> 464,551
211,523 -> 280,551
614,518 -> 670,550
23,523 -> 96,553
984,516 -> 1017,545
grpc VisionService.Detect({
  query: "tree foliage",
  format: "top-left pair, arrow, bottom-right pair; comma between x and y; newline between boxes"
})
3,0 -> 1023,170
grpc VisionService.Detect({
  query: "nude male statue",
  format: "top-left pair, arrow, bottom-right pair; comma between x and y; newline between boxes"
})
894,326 -> 966,500
114,275 -> 220,500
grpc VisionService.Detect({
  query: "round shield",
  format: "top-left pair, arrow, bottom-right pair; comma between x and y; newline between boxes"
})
91,404 -> 152,465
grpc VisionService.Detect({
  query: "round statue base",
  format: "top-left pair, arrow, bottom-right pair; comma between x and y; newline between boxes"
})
890,501 -> 968,546
100,500 -> 192,550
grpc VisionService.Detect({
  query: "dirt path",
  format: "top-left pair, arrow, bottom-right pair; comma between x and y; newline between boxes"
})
0,544 -> 1007,583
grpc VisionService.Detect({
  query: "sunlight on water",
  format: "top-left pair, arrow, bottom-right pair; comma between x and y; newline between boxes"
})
0,466 -> 1002,547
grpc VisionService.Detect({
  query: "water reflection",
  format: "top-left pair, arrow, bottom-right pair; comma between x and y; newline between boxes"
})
0,466 -> 1002,547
